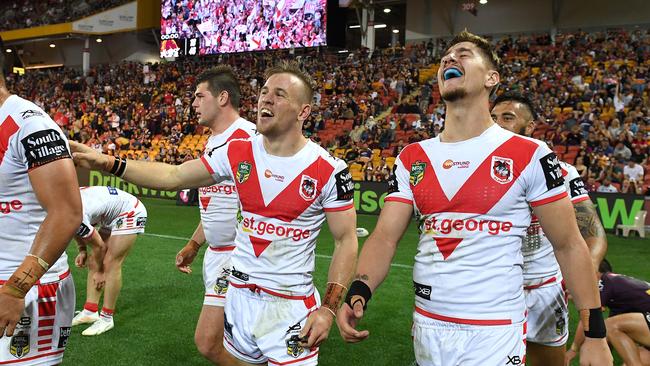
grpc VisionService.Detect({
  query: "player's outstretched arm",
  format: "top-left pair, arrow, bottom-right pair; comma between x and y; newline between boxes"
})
176,221 -> 206,274
534,197 -> 613,366
337,200 -> 412,343
573,200 -> 608,274
300,207 -> 358,349
70,141 -> 215,190
0,159 -> 82,337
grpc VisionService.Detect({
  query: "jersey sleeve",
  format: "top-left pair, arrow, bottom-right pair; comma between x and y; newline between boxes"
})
523,143 -> 567,207
562,163 -> 590,203
384,153 -> 414,205
321,159 -> 354,212
12,112 -> 71,171
200,141 -> 234,184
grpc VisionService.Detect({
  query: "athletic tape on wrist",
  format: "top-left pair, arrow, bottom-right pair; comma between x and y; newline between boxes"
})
345,280 -> 372,310
0,256 -> 48,298
581,308 -> 606,338
322,282 -> 347,317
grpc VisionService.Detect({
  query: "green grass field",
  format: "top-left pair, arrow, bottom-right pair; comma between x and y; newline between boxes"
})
62,198 -> 649,365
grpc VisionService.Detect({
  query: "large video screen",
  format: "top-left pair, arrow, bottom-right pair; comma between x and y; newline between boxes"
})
161,0 -> 327,58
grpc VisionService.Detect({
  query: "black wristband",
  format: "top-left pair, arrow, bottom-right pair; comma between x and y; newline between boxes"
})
109,157 -> 120,175
584,308 -> 606,338
345,280 -> 372,310
114,158 -> 127,177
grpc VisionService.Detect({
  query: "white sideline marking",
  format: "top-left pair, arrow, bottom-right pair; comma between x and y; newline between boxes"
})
143,232 -> 414,269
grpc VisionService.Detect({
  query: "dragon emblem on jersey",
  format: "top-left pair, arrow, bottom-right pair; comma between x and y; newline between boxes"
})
299,175 -> 318,201
490,156 -> 513,184
9,331 -> 30,359
409,162 -> 426,186
236,162 -> 252,184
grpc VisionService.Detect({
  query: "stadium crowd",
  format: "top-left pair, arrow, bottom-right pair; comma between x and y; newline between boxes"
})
161,0 -> 327,53
0,0 -> 130,31
4,28 -> 649,193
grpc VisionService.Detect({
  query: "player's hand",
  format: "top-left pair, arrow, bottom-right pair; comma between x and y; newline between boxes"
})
92,272 -> 106,290
578,337 -> 613,366
0,291 -> 25,338
70,141 -> 110,170
336,302 -> 370,343
299,307 -> 334,349
175,241 -> 200,274
565,348 -> 577,366
75,251 -> 88,268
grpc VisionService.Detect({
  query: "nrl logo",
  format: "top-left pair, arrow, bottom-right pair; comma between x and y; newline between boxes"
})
299,175 -> 317,201
10,331 -> 30,359
285,334 -> 304,358
491,156 -> 513,184
236,162 -> 252,184
409,162 -> 426,186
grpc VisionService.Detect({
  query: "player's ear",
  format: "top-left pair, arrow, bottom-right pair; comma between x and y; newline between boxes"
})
297,103 -> 311,123
485,70 -> 499,90
218,90 -> 229,107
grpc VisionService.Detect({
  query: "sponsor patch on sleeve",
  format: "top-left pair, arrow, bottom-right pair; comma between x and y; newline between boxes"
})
387,174 -> 399,194
539,152 -> 564,190
20,129 -> 70,169
335,168 -> 354,201
569,177 -> 588,199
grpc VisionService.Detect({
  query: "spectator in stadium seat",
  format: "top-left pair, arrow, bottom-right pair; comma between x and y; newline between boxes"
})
566,260 -> 650,366
613,142 -> 633,161
597,178 -> 619,193
624,160 -> 645,183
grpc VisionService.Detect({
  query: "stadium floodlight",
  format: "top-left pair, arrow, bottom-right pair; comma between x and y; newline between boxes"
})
392,29 -> 399,34
49,43 -> 56,48
5,49 -> 11,53
383,8 -> 391,13
479,0 -> 488,4
338,49 -> 349,53
349,24 -> 360,29
374,24 -> 387,29
96,38 -> 102,43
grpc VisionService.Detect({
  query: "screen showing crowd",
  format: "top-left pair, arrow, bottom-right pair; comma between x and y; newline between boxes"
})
160,0 -> 327,58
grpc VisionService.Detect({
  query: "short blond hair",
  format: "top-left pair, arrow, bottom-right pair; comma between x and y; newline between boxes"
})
264,60 -> 316,104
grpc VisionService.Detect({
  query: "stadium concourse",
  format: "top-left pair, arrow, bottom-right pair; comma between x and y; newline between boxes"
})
4,29 -> 649,193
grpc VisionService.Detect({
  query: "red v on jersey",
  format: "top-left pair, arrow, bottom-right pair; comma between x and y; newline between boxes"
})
405,136 -> 538,259
227,140 -> 335,255
200,196 -> 211,211
0,116 -> 19,167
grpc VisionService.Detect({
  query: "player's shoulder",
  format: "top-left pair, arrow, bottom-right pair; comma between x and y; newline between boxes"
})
501,128 -> 548,151
310,140 -> 347,170
396,138 -> 434,163
4,95 -> 55,129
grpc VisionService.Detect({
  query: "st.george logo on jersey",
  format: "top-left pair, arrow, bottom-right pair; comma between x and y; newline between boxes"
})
236,162 -> 252,184
410,161 -> 426,186
299,175 -> 317,201
491,156 -> 513,184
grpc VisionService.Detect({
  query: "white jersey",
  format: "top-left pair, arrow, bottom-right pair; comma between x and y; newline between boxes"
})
198,118 -> 257,248
77,186 -> 146,238
523,161 -> 590,288
200,135 -> 354,297
386,124 -> 567,324
0,95 -> 72,282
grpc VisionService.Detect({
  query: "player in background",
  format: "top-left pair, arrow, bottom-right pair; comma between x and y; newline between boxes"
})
173,66 -> 256,364
0,43 -> 81,365
70,60 -> 358,366
567,260 -> 650,366
71,186 -> 147,336
491,92 -> 608,366
337,30 -> 612,366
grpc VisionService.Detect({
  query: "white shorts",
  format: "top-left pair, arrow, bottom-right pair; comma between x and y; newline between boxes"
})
202,246 -> 234,307
0,271 -> 75,365
412,310 -> 526,366
524,282 -> 568,346
105,201 -> 147,236
223,284 -> 320,366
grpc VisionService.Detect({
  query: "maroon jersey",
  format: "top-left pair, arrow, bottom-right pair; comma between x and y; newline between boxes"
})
599,272 -> 650,317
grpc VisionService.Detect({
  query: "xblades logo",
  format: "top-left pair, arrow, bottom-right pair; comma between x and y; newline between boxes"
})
506,355 -> 522,365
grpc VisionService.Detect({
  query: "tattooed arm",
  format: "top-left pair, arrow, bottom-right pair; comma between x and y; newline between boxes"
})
573,200 -> 608,272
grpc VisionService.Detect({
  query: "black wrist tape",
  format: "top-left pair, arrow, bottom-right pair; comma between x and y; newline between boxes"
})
112,158 -> 127,177
345,280 -> 372,310
584,308 -> 606,338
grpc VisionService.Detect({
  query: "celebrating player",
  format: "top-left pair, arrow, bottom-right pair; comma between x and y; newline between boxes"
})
567,260 -> 650,366
71,186 -> 147,336
71,60 -> 358,366
336,30 -> 612,366
0,47 -> 81,364
173,66 -> 256,364
491,92 -> 608,366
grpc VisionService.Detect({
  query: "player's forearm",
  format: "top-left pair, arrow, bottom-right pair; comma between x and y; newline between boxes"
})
29,204 -> 81,266
120,159 -> 187,191
574,200 -> 608,272
88,233 -> 107,272
571,321 -> 586,350
554,238 -> 601,310
327,232 -> 358,287
355,231 -> 399,291
189,221 -> 206,246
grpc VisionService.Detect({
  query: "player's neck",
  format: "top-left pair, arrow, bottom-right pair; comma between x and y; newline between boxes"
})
439,97 -> 494,143
208,109 -> 240,136
0,86 -> 11,108
262,130 -> 308,157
